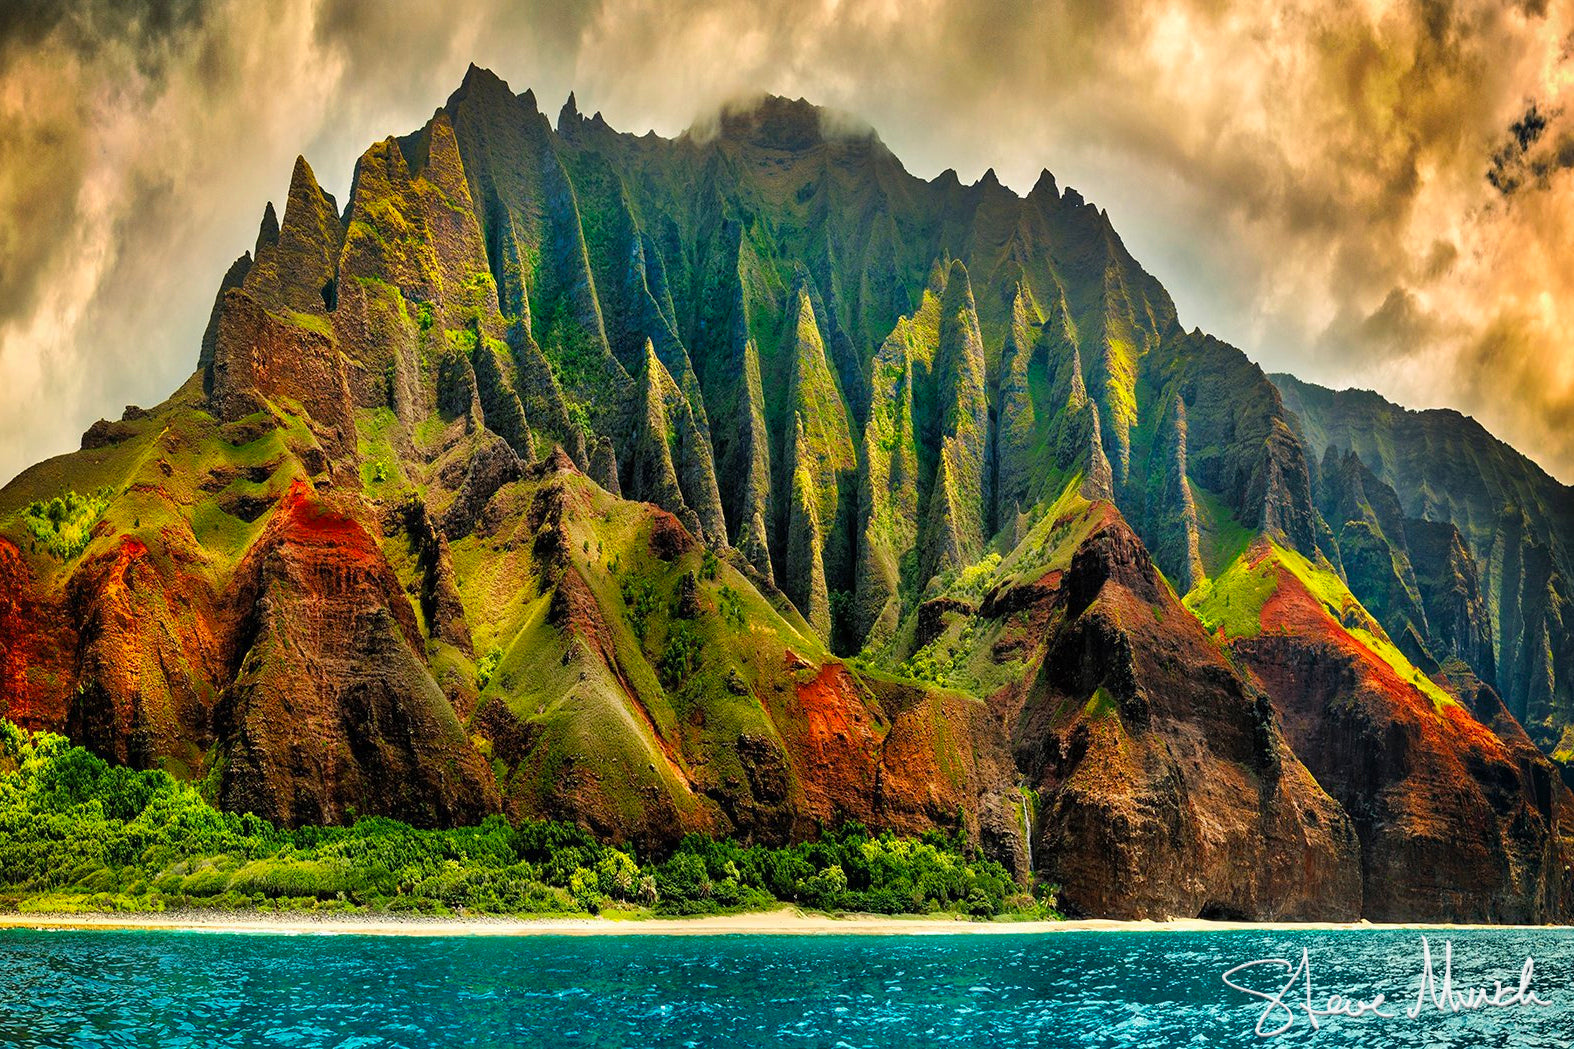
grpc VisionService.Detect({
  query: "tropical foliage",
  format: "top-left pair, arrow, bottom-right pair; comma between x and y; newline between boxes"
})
20,488 -> 112,561
0,723 -> 1050,919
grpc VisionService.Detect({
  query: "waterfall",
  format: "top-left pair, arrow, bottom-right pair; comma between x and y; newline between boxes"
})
1019,788 -> 1033,882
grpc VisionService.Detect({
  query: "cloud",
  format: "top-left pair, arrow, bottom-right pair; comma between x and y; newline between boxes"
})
0,0 -> 459,484
2,0 -> 1574,482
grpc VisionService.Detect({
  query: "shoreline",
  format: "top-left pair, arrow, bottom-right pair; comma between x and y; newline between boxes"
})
0,908 -> 1566,937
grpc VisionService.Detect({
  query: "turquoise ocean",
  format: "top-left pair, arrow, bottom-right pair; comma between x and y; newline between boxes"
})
1,927 -> 1571,1047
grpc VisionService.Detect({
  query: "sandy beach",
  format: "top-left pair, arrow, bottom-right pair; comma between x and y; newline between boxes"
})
0,908 -> 1550,937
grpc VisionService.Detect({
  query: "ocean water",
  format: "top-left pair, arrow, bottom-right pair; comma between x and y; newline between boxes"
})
1,926 -> 1571,1047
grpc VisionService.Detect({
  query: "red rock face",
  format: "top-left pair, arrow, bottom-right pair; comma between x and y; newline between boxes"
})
0,538 -> 77,730
868,680 -> 1025,870
1006,512 -> 1363,920
65,532 -> 225,772
771,664 -> 884,823
765,665 -> 1020,853
3,518 -> 226,776
1237,562 -> 1574,923
648,509 -> 695,561
215,481 -> 499,827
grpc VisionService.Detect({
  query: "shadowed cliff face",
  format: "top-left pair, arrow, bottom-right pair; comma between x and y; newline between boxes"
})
0,66 -> 1568,920
1006,510 -> 1362,920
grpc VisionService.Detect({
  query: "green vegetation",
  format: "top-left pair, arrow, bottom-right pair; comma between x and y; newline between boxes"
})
1186,541 -> 1458,712
1347,622 -> 1459,712
899,615 -> 982,687
619,576 -> 660,640
356,407 -> 407,495
1271,542 -> 1357,613
951,552 -> 1002,600
991,479 -> 1093,583
475,645 -> 503,690
717,585 -> 747,629
1083,687 -> 1118,720
539,304 -> 611,398
563,394 -> 593,436
20,488 -> 112,561
658,621 -> 703,687
279,309 -> 335,340
1552,724 -> 1574,766
1184,551 -> 1277,638
1190,483 -> 1254,580
1270,543 -> 1460,712
881,482 -> 1092,692
0,724 -> 1047,920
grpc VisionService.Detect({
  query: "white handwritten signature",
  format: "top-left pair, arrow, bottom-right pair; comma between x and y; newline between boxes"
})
1221,937 -> 1548,1037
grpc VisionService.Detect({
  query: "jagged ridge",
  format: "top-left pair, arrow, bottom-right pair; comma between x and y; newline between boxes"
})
1,66 -> 1570,921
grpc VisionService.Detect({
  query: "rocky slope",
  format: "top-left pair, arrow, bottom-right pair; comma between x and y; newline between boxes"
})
982,497 -> 1362,920
1,66 -> 1569,919
1189,540 -> 1574,922
1276,374 -> 1574,767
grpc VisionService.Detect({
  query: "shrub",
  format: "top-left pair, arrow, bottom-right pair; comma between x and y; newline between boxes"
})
476,645 -> 502,689
717,586 -> 747,630
659,621 -> 704,687
620,577 -> 660,640
21,488 -> 112,561
0,722 -> 1031,920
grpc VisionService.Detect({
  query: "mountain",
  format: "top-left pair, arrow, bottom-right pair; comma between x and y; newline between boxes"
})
1274,374 -> 1574,765
1,65 -> 1571,920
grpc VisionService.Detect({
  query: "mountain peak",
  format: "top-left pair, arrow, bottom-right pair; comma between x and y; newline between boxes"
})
286,154 -> 337,220
944,256 -> 972,291
559,91 -> 581,130
456,62 -> 501,94
254,201 -> 279,256
447,63 -> 519,113
289,153 -> 315,188
700,94 -> 878,154
710,94 -> 825,151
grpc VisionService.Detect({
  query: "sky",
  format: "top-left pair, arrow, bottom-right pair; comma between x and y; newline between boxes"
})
2,0 -> 1574,484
